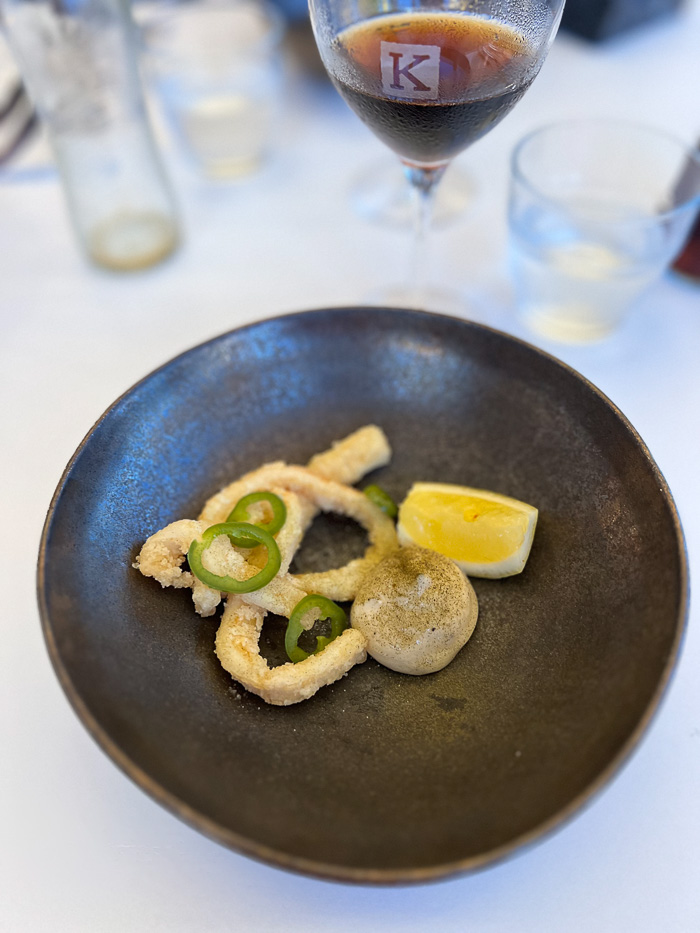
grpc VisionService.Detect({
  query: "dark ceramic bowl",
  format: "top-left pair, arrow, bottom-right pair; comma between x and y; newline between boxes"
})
38,307 -> 688,884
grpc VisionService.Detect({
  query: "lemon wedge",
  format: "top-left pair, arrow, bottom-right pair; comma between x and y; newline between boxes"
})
397,482 -> 538,579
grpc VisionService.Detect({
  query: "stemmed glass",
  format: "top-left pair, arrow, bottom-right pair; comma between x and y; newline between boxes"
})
308,0 -> 566,309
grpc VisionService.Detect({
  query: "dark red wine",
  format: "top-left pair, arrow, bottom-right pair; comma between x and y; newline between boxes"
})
672,146 -> 700,281
673,214 -> 700,281
328,12 -> 538,165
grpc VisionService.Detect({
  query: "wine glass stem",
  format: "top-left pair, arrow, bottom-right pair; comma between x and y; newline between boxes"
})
404,163 -> 447,309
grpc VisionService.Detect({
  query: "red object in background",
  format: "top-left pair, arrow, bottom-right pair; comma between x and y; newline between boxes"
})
673,213 -> 700,281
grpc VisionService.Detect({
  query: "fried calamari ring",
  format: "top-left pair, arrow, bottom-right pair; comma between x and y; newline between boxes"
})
306,424 -> 391,483
203,463 -> 398,602
134,519 -> 223,617
136,527 -> 363,703
215,595 -> 367,706
201,475 -> 307,570
194,525 -> 308,616
298,424 -> 391,533
135,426 -> 394,702
136,428 -> 395,616
199,464 -> 399,603
135,514 -> 309,618
199,424 -> 391,533
135,485 -> 308,616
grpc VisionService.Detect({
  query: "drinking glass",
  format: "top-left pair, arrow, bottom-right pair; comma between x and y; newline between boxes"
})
308,0 -> 566,308
140,0 -> 285,180
509,120 -> 700,343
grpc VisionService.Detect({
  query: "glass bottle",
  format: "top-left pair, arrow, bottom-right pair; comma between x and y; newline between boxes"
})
1,0 -> 180,271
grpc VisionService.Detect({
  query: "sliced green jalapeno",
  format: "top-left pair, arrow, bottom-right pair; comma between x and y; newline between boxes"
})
285,594 -> 348,664
363,483 -> 398,519
188,522 -> 281,593
226,491 -> 287,548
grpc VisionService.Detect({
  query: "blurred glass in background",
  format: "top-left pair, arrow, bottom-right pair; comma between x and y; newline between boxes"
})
1,0 -> 180,271
139,0 -> 285,180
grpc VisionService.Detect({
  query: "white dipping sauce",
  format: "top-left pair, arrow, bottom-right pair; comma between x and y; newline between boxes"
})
350,546 -> 478,675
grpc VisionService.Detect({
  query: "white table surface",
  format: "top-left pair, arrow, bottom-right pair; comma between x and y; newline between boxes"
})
3,3 -> 700,930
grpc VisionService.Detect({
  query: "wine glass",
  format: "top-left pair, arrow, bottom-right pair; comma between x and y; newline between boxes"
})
308,0 -> 566,309
350,155 -> 475,229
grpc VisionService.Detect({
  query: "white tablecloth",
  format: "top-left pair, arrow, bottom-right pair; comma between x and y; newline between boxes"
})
2,3 -> 700,930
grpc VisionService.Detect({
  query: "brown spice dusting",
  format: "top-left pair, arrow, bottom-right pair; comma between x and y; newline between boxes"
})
350,546 -> 478,675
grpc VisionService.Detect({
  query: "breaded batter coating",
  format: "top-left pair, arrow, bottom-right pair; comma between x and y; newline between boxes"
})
135,519 -> 222,617
207,463 -> 397,601
306,424 -> 391,484
134,426 -> 396,704
216,596 -> 368,706
198,424 -> 390,525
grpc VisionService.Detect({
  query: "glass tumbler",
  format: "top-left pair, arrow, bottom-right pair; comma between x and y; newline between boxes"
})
141,0 -> 285,180
1,0 -> 180,271
508,119 -> 700,343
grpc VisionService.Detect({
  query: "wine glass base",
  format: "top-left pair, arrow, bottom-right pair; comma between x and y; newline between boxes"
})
350,158 -> 474,229
365,283 -> 469,316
